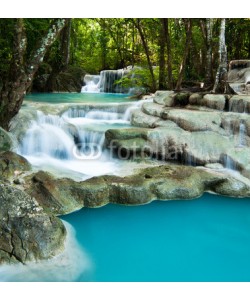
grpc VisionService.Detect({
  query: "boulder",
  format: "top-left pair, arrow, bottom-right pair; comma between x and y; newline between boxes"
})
0,127 -> 12,152
203,94 -> 226,111
189,93 -> 203,105
0,184 -> 66,265
0,151 -> 31,179
153,90 -> 175,106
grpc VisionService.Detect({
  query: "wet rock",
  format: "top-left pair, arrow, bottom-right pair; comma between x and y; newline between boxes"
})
0,184 -> 66,265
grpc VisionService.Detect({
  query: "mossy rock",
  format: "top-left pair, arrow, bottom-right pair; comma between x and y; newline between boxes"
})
0,127 -> 12,152
173,92 -> 191,106
0,151 -> 31,179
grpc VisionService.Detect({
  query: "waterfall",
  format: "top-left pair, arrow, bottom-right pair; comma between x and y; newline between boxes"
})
16,100 -> 146,179
81,69 -> 130,94
20,111 -> 76,160
223,155 -> 237,170
81,75 -> 101,93
239,121 -> 247,147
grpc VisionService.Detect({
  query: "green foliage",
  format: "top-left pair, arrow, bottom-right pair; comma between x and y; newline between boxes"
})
0,19 -> 14,80
0,18 -> 249,94
115,67 -> 160,93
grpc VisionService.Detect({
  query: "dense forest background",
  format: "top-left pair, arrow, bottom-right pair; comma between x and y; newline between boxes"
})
0,18 -> 249,129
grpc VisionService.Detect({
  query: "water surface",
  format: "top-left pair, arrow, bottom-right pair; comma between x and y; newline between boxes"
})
25,93 -> 131,104
62,193 -> 250,282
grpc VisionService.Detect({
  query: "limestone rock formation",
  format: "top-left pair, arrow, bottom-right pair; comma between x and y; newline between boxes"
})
106,91 -> 250,179
25,171 -> 84,215
0,184 -> 66,265
20,165 -> 250,214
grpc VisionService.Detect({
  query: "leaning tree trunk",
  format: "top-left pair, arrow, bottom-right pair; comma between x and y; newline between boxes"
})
175,19 -> 192,91
213,18 -> 227,93
0,18 -> 66,130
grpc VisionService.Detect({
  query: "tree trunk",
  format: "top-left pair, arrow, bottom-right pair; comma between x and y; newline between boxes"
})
213,18 -> 227,93
60,19 -> 72,71
0,18 -> 66,130
205,18 -> 214,84
133,19 -> 157,91
158,19 -> 166,90
163,18 -> 173,90
175,19 -> 192,91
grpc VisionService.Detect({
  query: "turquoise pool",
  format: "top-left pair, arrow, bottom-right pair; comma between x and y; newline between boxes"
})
61,193 -> 250,282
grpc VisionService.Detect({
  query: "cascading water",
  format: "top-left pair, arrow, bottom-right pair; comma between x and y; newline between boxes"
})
16,99 -> 152,180
239,121 -> 247,147
81,69 -> 130,94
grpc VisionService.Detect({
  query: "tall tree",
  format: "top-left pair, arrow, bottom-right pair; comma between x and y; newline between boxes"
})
205,18 -> 214,84
162,18 -> 173,90
158,19 -> 166,89
213,18 -> 227,93
0,18 -> 66,130
60,18 -> 72,71
132,18 -> 157,91
175,19 -> 193,91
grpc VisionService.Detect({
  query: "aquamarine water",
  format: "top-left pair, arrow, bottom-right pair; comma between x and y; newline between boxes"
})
61,193 -> 250,282
25,93 -> 131,104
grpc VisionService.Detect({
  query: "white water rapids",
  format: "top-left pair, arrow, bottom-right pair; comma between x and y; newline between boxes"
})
14,99 -> 152,180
